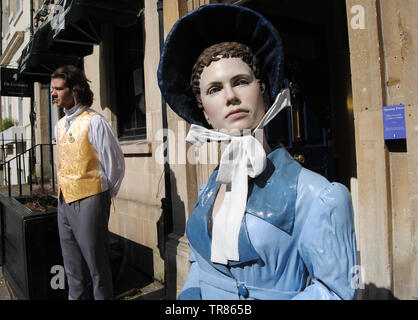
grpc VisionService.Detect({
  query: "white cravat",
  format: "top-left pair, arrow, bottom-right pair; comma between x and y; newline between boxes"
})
63,104 -> 86,131
186,89 -> 291,265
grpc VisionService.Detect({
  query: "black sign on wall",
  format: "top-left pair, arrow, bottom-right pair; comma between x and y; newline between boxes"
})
0,67 -> 33,97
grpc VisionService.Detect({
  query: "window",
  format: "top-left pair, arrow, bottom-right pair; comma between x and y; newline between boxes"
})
7,97 -> 12,119
18,97 -> 23,126
14,0 -> 21,15
3,0 -> 10,35
113,17 -> 146,140
1,98 -> 4,118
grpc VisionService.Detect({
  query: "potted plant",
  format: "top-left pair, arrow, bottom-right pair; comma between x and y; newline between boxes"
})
0,188 -> 67,300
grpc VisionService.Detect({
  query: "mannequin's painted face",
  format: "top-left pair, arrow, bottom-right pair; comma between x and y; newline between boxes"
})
199,57 -> 266,133
51,77 -> 76,109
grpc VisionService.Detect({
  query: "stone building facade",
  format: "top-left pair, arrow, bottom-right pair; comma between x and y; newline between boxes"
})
1,0 -> 417,300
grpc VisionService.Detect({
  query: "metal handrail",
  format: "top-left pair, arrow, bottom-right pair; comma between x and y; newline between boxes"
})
0,142 -> 56,197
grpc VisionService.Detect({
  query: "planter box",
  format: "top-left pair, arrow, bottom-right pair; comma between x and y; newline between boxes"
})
0,195 -> 67,300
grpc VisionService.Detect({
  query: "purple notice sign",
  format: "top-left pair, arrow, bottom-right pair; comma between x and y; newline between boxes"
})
382,104 -> 406,140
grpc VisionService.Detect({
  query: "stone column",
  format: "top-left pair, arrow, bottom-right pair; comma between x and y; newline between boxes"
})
346,0 -> 392,299
33,83 -> 53,188
162,0 -> 197,300
377,0 -> 417,300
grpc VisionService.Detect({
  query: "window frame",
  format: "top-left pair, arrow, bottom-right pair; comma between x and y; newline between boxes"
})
3,0 -> 10,37
12,0 -> 23,26
112,14 -> 147,142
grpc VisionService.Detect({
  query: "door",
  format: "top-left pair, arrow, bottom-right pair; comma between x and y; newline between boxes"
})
247,0 -> 355,185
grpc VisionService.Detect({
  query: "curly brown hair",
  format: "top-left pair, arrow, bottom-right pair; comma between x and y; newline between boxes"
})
51,65 -> 94,107
190,42 -> 265,107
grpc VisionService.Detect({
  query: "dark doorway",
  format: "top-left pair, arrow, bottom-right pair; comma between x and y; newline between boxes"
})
247,0 -> 356,187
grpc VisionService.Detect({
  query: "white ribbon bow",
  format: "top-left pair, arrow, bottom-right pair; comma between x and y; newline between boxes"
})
186,89 -> 291,264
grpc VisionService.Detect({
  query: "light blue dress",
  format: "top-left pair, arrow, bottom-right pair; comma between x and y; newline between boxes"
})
178,147 -> 357,300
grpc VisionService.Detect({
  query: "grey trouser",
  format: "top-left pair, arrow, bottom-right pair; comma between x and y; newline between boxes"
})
57,190 -> 113,300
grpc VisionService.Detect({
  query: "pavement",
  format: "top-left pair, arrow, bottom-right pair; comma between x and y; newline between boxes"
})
0,264 -> 164,300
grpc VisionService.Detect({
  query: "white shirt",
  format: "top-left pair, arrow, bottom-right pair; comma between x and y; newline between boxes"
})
54,104 -> 125,198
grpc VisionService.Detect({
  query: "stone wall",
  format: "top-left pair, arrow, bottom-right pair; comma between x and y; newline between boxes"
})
346,0 -> 417,299
83,0 -> 166,282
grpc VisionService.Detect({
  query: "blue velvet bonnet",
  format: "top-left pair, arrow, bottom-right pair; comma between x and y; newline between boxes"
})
157,3 -> 284,128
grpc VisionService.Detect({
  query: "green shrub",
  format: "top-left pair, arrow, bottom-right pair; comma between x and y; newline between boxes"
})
0,117 -> 18,131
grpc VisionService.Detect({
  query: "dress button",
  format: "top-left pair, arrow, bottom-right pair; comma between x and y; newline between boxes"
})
237,283 -> 249,298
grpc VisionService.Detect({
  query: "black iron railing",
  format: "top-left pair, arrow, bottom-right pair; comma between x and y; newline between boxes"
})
0,136 -> 56,197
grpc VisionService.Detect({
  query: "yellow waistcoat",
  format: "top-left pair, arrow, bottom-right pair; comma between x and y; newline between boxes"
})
57,110 -> 102,203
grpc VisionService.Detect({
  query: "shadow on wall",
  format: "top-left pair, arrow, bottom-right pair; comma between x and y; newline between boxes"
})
358,283 -> 398,300
157,168 -> 186,300
109,232 -> 154,297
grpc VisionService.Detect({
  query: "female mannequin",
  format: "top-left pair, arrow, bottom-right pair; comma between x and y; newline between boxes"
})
158,4 -> 357,300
